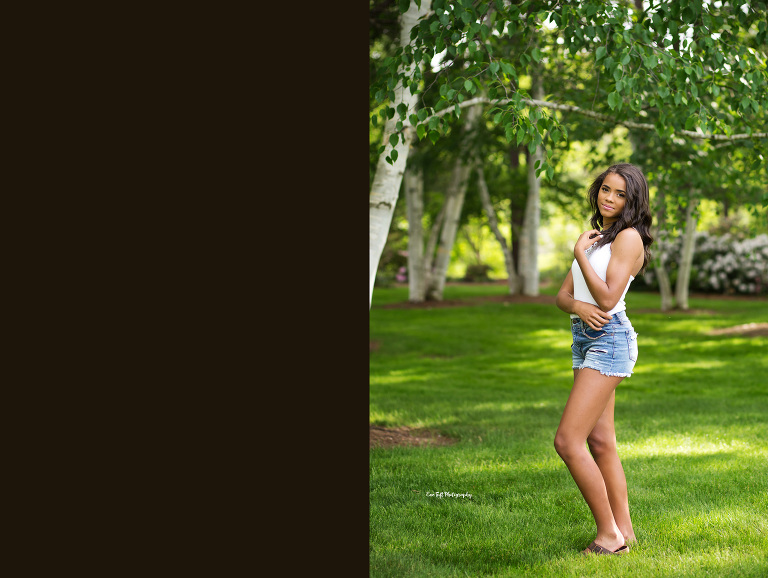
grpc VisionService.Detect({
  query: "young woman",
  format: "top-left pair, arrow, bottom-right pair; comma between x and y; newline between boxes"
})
554,163 -> 653,556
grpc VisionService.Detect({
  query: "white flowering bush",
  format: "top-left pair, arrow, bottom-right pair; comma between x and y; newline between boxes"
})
643,232 -> 768,295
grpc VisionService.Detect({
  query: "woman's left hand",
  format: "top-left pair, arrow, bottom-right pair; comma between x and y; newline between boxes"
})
574,230 -> 603,257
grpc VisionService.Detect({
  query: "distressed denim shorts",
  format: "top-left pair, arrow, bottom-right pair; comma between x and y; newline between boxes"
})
570,310 -> 638,378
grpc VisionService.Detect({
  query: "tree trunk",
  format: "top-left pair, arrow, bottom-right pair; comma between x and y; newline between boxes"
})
424,104 -> 482,301
404,165 -> 426,302
651,180 -> 675,310
675,194 -> 699,311
368,0 -> 432,308
423,204 -> 445,292
519,73 -> 544,296
425,156 -> 475,300
477,165 -> 519,294
654,250 -> 674,311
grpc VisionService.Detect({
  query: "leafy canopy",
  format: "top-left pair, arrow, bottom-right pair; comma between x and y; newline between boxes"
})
371,0 -> 768,180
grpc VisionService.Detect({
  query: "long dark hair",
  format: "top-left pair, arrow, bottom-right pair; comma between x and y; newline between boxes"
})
588,163 -> 653,274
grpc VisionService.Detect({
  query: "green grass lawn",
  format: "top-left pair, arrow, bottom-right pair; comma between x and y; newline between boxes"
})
369,287 -> 768,577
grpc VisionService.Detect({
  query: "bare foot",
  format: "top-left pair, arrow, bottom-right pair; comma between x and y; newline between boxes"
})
588,532 -> 625,553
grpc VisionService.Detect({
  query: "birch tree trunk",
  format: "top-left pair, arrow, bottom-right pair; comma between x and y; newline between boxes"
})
651,182 -> 675,311
404,164 -> 426,302
368,0 -> 432,308
425,156 -> 475,300
675,194 -> 699,311
424,104 -> 481,301
423,204 -> 445,292
519,74 -> 544,296
477,165 -> 519,294
655,250 -> 675,311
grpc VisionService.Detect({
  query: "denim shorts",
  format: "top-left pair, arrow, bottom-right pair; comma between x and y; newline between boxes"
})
570,310 -> 638,378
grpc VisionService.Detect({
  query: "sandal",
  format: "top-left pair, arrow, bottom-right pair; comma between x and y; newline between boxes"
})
581,541 -> 629,555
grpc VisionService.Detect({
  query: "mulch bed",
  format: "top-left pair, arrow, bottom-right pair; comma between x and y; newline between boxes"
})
369,425 -> 458,449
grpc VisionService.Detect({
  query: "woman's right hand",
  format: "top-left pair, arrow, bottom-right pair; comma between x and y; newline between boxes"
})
573,301 -> 612,330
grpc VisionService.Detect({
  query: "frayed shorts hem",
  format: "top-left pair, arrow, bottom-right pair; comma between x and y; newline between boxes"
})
572,364 -> 632,378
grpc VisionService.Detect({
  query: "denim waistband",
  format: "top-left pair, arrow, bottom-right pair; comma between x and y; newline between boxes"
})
571,310 -> 630,327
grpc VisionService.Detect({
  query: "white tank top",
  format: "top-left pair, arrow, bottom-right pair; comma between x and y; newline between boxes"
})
570,241 -> 634,318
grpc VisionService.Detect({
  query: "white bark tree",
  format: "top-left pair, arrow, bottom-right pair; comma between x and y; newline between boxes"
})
518,72 -> 544,296
675,194 -> 700,311
654,245 -> 675,311
404,164 -> 426,302
650,181 -> 675,311
424,104 -> 481,301
369,0 -> 431,308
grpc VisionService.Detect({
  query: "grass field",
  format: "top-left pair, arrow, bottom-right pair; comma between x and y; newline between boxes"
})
369,286 -> 768,577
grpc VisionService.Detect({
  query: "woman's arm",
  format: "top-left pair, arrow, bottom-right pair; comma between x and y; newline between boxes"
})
556,269 -> 613,330
573,228 -> 643,312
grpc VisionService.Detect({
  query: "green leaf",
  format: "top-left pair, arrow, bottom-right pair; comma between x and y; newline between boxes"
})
643,55 -> 657,69
607,91 -> 620,110
551,128 -> 561,143
390,149 -> 398,163
417,124 -> 426,140
464,79 -> 473,92
685,115 -> 697,130
531,48 -> 542,62
398,0 -> 410,13
417,108 -> 428,122
596,46 -> 607,61
740,96 -> 751,112
429,130 -> 440,145
493,112 -> 503,124
490,61 -> 500,75
389,133 -> 399,147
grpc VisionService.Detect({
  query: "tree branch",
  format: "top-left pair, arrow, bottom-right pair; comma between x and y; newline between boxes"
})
430,96 -> 767,141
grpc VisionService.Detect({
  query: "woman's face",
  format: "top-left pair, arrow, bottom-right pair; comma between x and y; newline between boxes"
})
597,173 -> 627,226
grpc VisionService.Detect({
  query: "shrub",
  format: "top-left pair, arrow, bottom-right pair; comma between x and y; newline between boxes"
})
462,263 -> 493,283
643,232 -> 768,295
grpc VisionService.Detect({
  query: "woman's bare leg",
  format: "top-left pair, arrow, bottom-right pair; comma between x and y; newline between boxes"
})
587,391 -> 636,543
554,368 -> 625,551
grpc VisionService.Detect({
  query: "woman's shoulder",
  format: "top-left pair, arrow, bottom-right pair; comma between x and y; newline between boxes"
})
615,226 -> 642,242
613,226 -> 643,252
